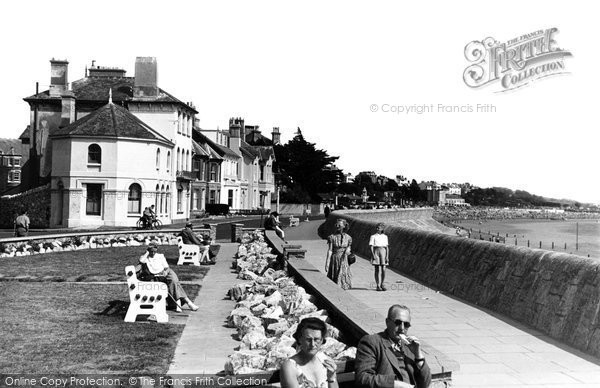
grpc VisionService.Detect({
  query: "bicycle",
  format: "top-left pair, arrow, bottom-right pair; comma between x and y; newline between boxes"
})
136,217 -> 163,230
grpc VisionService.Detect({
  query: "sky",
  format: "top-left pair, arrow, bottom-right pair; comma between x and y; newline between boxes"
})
1,0 -> 598,204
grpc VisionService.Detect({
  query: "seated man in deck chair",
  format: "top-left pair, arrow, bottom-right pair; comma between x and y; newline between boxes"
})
137,242 -> 199,312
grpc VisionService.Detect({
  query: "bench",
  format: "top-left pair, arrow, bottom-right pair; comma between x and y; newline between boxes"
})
124,265 -> 168,323
289,216 -> 300,227
176,236 -> 202,266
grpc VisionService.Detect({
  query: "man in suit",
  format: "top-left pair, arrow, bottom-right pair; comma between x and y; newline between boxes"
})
355,304 -> 431,388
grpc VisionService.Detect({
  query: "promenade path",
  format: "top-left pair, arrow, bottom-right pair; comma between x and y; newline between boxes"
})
168,220 -> 600,387
285,221 -> 600,388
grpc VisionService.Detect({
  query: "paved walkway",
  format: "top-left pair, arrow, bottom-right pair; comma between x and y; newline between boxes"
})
168,243 -> 241,374
285,221 -> 600,387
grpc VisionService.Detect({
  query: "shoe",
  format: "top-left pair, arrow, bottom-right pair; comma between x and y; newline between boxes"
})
380,285 -> 387,291
188,303 -> 199,311
376,286 -> 381,292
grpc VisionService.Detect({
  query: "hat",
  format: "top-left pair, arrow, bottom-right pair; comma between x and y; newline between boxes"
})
186,222 -> 193,227
147,242 -> 158,249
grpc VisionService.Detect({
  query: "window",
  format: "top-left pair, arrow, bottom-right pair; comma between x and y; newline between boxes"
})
156,149 -> 161,170
8,170 -> 21,183
186,150 -> 190,171
166,185 -> 170,214
210,164 -> 218,181
260,164 -> 265,181
160,184 -> 165,214
155,184 -> 160,211
177,187 -> 183,213
209,190 -> 216,204
85,184 -> 102,215
193,189 -> 200,210
176,148 -> 180,172
166,151 -> 171,172
228,189 -> 234,207
88,144 -> 101,164
177,111 -> 181,134
128,183 -> 142,214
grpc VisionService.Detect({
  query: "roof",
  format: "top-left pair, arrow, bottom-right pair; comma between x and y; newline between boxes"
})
0,139 -> 28,163
192,140 -> 210,157
240,141 -> 274,161
191,130 -> 224,160
19,126 -> 29,140
24,76 -> 198,114
50,103 -> 173,145
245,130 -> 273,146
213,143 -> 241,159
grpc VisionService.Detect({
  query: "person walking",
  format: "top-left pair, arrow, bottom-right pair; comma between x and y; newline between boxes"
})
15,210 -> 30,237
369,223 -> 389,291
325,219 -> 352,290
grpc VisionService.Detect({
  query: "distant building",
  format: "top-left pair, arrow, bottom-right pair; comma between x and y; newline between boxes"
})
198,117 -> 275,210
0,139 -> 28,194
356,171 -> 378,184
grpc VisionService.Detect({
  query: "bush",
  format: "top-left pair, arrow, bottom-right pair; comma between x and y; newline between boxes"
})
206,204 -> 230,215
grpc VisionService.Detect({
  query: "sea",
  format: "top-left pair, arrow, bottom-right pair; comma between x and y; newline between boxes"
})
455,218 -> 600,259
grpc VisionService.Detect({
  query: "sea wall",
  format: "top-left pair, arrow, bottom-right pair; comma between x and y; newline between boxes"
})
333,208 -> 454,234
319,212 -> 600,358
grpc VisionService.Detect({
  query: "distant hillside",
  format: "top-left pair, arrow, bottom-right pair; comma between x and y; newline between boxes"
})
464,187 -> 590,208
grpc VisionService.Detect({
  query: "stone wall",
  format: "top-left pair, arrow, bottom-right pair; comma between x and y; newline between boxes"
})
0,184 -> 51,229
333,208 -> 454,234
319,213 -> 600,358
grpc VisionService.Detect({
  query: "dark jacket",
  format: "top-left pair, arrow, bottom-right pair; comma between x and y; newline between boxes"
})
179,227 -> 203,245
355,331 -> 431,388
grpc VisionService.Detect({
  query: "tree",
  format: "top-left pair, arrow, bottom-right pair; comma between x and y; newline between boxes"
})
274,131 -> 343,202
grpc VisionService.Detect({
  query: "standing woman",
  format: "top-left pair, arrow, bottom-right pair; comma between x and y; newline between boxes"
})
325,219 -> 352,290
369,223 -> 389,291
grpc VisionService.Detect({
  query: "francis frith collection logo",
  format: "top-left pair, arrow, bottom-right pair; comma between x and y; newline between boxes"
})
463,28 -> 572,92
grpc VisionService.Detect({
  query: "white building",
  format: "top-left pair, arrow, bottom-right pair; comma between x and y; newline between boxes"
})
25,57 -> 198,227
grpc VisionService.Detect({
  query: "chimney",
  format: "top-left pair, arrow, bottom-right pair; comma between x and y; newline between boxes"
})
134,57 -> 158,97
49,59 -> 69,97
271,127 -> 281,145
229,122 -> 241,139
59,91 -> 76,128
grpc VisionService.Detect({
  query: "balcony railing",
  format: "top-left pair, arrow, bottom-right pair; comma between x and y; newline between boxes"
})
176,170 -> 194,180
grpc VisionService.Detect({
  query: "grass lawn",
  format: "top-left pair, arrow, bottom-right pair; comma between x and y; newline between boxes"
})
0,245 -> 214,373
0,282 -> 201,373
0,245 -> 210,282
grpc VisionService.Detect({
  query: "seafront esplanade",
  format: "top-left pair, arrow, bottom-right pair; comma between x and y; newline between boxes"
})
1,209 -> 600,387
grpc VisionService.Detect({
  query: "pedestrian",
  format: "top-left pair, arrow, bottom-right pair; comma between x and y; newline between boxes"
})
324,205 -> 331,218
325,219 -> 352,290
369,223 -> 389,291
15,209 -> 30,237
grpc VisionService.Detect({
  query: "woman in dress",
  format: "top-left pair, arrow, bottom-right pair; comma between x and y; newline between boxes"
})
369,223 -> 389,291
325,219 -> 352,290
280,318 -> 339,388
